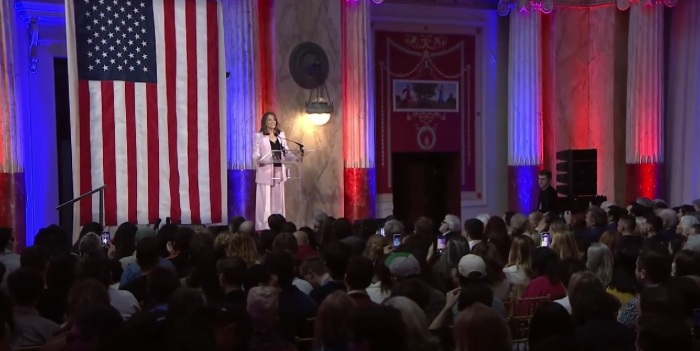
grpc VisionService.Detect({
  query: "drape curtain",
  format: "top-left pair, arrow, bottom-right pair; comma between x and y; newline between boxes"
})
667,0 -> 700,205
0,0 -> 22,173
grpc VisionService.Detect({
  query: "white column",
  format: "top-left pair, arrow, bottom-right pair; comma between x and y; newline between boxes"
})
223,0 -> 259,171
623,0 -> 666,164
342,0 -> 374,170
342,0 -> 375,220
507,10 -> 543,166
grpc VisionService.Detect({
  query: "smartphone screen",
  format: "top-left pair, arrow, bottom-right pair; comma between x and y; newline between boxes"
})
540,233 -> 551,247
101,231 -> 111,246
437,235 -> 446,251
392,234 -> 402,247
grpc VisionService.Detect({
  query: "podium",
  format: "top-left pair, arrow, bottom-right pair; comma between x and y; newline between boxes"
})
258,148 -> 313,226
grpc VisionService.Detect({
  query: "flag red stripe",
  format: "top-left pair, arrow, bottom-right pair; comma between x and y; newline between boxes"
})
186,0 -> 201,224
206,0 -> 222,223
146,83 -> 159,223
101,82 -> 117,226
163,0 -> 181,223
78,80 -> 93,225
185,1 -> 200,223
125,82 -> 137,224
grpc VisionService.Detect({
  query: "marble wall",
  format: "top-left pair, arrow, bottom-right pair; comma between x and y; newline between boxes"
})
273,0 -> 344,226
544,4 -> 627,204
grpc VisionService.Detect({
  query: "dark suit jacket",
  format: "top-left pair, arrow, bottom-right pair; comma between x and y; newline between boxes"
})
538,186 -> 558,213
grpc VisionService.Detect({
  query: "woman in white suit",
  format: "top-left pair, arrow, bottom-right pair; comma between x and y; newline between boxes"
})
253,112 -> 292,230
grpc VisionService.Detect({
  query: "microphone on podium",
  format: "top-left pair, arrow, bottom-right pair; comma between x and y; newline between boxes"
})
276,135 -> 305,156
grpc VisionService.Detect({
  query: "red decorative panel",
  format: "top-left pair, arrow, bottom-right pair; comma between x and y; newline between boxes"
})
0,173 -> 26,251
626,163 -> 664,205
344,168 -> 376,221
374,31 -> 478,194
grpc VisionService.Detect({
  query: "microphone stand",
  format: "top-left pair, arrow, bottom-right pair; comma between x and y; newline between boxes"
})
276,135 -> 305,156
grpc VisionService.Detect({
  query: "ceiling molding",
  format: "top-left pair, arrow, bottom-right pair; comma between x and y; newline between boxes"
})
14,0 -> 66,26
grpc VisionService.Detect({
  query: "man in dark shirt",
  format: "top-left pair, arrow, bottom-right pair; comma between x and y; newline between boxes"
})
217,257 -> 247,310
537,169 -> 558,214
345,256 -> 376,308
309,242 -> 349,304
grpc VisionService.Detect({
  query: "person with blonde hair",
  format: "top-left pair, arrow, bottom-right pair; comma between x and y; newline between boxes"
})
384,296 -> 440,351
587,242 -> 614,287
550,231 -> 580,260
453,303 -> 511,351
226,233 -> 259,266
504,235 -> 535,287
363,234 -> 387,262
213,230 -> 232,253
509,213 -> 530,236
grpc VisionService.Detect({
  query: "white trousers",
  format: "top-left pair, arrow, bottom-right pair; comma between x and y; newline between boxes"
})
255,167 -> 285,230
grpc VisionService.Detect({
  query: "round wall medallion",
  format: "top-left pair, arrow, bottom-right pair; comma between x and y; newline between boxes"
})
289,42 -> 330,89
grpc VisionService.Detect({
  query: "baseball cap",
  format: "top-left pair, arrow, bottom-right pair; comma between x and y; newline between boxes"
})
458,254 -> 486,279
135,227 -> 157,242
385,253 -> 421,278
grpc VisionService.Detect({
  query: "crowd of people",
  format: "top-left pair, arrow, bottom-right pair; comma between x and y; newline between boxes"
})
0,197 -> 700,351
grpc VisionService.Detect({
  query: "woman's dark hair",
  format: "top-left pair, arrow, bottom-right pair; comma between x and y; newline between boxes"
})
504,212 -> 516,227
157,224 -> 180,258
573,288 -> 621,324
187,250 -> 224,304
349,306 -> 407,351
485,216 -> 511,265
113,222 -> 138,259
641,278 -> 700,321
34,225 -> 71,255
669,236 -> 686,258
72,304 -> 125,351
259,111 -> 281,135
529,302 -> 574,348
673,250 -> 700,277
471,242 -> 506,285
229,216 -> 245,233
243,264 -> 272,291
390,278 -> 430,311
531,247 -> 562,284
638,245 -> 672,285
374,254 -> 393,294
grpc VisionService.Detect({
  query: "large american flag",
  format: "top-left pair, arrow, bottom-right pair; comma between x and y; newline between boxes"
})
65,0 -> 226,226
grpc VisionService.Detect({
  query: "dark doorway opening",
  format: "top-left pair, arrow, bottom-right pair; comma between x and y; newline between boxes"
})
391,152 -> 461,226
54,58 -> 74,234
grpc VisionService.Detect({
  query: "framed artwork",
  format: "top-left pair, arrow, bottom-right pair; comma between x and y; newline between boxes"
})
392,79 -> 459,112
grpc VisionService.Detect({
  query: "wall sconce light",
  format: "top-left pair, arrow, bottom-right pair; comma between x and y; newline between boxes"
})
305,84 -> 333,125
289,42 -> 333,126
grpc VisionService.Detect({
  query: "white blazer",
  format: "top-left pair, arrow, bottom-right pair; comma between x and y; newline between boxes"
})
252,132 -> 294,185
